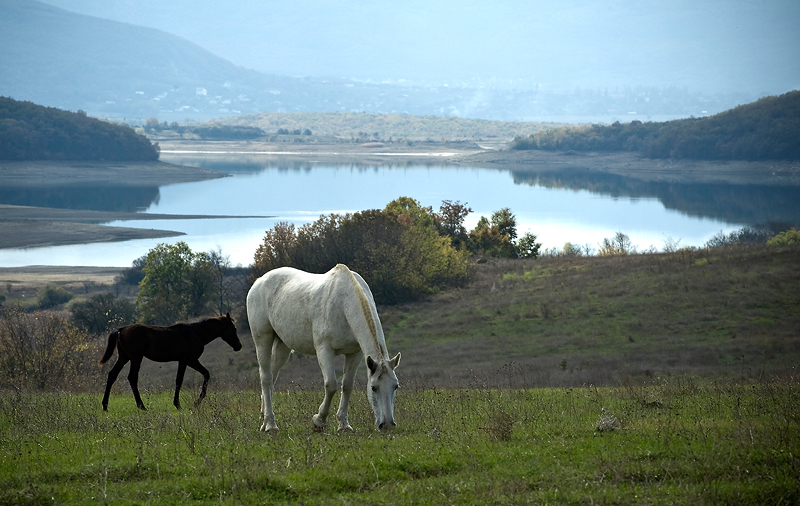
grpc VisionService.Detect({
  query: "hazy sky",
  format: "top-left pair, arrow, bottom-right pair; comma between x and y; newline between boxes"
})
38,0 -> 800,93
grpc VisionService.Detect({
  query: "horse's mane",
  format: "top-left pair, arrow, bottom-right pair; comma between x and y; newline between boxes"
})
339,264 -> 386,364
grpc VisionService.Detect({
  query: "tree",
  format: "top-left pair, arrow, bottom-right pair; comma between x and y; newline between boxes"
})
435,200 -> 472,250
517,232 -> 542,259
467,208 -> 519,258
136,242 -> 215,324
491,208 -> 518,241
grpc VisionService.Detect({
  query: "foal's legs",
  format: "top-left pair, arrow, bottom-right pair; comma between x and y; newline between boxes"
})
312,345 -> 338,431
101,353 -> 130,411
174,362 -> 187,409
127,356 -> 146,410
187,359 -> 210,407
336,351 -> 363,432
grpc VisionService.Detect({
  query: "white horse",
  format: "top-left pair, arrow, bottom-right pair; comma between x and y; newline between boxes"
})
247,264 -> 401,433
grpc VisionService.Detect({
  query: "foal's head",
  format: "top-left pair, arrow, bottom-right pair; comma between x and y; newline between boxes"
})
219,313 -> 243,351
366,353 -> 401,430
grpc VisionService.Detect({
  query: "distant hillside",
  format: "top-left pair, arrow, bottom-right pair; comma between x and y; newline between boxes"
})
213,112 -> 560,141
0,0 -> 765,124
512,91 -> 800,161
0,97 -> 158,160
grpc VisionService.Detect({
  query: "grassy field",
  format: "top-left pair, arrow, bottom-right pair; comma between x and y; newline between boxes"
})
1,245 -> 799,504
1,379 -> 798,505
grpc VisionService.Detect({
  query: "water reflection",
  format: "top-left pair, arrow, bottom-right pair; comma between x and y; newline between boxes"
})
511,169 -> 800,225
0,185 -> 161,212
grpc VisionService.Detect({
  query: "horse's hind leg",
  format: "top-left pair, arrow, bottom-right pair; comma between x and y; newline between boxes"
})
127,357 -> 146,410
101,354 -> 129,411
187,359 -> 210,407
173,362 -> 187,410
271,339 -> 292,384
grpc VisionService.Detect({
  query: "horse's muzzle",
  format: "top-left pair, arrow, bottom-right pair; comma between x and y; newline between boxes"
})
378,420 -> 396,431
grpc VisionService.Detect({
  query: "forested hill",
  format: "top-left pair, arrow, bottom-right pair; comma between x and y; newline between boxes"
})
0,97 -> 159,161
513,90 -> 800,161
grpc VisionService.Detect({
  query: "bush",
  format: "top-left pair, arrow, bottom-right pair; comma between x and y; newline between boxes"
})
37,284 -> 73,309
705,226 -> 774,248
0,306 -> 95,390
767,228 -> 800,246
252,198 -> 471,304
117,255 -> 147,285
598,232 -> 634,256
69,293 -> 136,335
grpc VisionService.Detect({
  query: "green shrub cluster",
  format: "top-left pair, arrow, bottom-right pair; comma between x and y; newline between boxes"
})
37,284 -> 73,309
252,198 -> 472,304
513,90 -> 800,160
0,97 -> 159,161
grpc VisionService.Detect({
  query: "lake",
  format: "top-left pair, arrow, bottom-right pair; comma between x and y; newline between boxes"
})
2,153 -> 797,267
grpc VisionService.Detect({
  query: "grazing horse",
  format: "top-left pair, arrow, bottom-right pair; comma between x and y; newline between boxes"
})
99,313 -> 242,411
247,264 -> 401,433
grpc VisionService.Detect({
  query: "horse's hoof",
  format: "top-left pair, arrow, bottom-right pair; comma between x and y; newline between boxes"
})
312,414 -> 327,432
260,423 -> 279,434
313,424 -> 324,433
102,405 -> 108,412
338,425 -> 354,433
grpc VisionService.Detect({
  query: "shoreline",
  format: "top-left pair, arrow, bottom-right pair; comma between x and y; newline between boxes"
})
2,142 -> 798,254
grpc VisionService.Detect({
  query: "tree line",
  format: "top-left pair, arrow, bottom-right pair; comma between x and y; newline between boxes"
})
144,118 -> 265,140
0,97 -> 159,161
512,90 -> 800,161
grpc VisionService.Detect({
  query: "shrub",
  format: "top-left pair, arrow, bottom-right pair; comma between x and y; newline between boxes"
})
117,255 -> 147,285
598,232 -> 634,256
69,293 -> 136,335
37,284 -> 73,309
0,306 -> 94,390
767,228 -> 800,246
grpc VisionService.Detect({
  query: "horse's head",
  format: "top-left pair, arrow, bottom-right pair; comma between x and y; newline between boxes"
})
366,353 -> 401,430
221,312 -> 243,352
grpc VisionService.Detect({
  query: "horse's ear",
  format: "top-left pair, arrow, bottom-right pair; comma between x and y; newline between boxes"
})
226,312 -> 235,322
389,352 -> 401,370
366,355 -> 378,375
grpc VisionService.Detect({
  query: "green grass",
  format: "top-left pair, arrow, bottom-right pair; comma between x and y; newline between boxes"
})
1,379 -> 798,504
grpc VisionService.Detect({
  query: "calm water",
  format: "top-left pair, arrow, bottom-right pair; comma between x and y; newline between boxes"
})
3,153 -> 796,267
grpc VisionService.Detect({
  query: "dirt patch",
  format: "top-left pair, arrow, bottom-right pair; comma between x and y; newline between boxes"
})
0,265 -> 123,287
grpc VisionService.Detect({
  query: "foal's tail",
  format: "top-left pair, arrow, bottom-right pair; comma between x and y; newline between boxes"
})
99,329 -> 121,365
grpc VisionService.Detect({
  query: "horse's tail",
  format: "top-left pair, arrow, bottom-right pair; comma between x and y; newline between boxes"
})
99,328 -> 121,365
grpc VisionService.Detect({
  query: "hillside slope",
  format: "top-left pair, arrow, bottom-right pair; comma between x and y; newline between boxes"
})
513,91 -> 800,160
0,97 -> 158,160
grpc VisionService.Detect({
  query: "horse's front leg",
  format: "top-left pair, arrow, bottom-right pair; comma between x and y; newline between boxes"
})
312,346 -> 338,432
252,331 -> 278,433
187,359 -> 210,407
336,351 -> 363,432
174,362 -> 187,410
